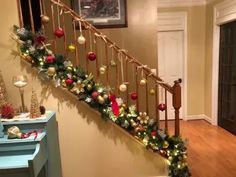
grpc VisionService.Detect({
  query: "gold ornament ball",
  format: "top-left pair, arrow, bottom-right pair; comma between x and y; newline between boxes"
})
47,67 -> 56,76
103,94 -> 109,100
97,95 -> 105,104
99,66 -> 106,75
121,103 -> 127,109
140,79 -> 146,86
149,89 -> 155,95
119,84 -> 127,92
87,84 -> 93,91
41,15 -> 50,24
78,35 -> 86,45
162,141 -> 169,149
68,44 -> 76,52
66,66 -> 73,72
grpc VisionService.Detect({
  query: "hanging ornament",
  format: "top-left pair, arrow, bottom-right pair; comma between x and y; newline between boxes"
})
45,55 -> 55,63
110,60 -> 116,66
76,1 -> 86,45
68,44 -> 76,52
99,66 -> 107,75
78,34 -> 86,45
149,88 -> 155,95
65,78 -> 73,86
140,79 -> 147,86
92,91 -> 99,99
54,4 -> 64,38
158,87 -> 166,111
41,15 -> 50,24
109,45 -> 117,66
87,51 -> 96,61
139,66 -> 147,86
119,84 -> 127,92
54,28 -> 64,38
130,92 -> 138,100
97,95 -> 105,104
119,51 -> 128,92
47,67 -> 56,76
158,103 -> 167,111
87,28 -> 96,61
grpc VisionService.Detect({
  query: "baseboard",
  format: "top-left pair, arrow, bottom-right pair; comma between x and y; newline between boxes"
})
186,114 -> 213,124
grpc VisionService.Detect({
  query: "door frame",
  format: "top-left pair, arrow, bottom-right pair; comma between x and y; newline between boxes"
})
158,12 -> 188,119
212,0 -> 236,125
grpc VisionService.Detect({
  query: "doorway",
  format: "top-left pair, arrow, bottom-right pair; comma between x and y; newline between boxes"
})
218,21 -> 236,135
158,31 -> 184,120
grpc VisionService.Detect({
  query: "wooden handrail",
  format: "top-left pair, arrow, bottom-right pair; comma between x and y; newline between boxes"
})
50,0 -> 174,94
16,0 -> 181,136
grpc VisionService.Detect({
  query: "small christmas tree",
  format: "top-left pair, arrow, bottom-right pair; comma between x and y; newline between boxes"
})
30,90 -> 41,118
0,70 -> 8,108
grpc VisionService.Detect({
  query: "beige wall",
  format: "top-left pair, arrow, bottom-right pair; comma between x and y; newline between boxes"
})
204,0 -> 222,118
158,6 -> 206,116
0,1 -> 167,177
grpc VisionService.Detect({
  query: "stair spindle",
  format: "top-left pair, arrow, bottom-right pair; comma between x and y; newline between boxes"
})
50,4 -> 56,52
164,89 -> 168,132
17,0 -> 24,28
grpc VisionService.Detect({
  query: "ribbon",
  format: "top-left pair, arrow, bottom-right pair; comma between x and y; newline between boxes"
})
109,94 -> 119,117
21,130 -> 42,140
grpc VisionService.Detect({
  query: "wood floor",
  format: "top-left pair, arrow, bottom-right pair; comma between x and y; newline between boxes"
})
167,120 -> 236,177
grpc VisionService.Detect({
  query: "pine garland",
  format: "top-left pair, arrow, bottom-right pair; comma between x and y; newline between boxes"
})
12,26 -> 191,177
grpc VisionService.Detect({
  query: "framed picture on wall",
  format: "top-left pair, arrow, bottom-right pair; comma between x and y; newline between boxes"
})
71,0 -> 128,29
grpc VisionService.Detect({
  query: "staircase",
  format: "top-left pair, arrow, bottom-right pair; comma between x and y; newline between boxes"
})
14,0 -> 190,176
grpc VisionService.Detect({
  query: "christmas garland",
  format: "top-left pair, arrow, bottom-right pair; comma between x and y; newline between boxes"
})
12,26 -> 191,177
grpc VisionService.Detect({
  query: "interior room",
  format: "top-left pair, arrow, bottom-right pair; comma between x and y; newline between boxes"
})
0,0 -> 236,177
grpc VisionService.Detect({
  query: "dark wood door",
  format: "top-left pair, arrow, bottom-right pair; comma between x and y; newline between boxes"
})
218,21 -> 236,135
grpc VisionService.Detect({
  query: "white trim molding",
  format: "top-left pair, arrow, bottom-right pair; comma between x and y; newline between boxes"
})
158,12 -> 188,120
186,114 -> 213,124
158,0 -> 206,8
212,0 -> 236,126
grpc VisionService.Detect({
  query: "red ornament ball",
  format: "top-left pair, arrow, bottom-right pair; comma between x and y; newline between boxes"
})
158,103 -> 167,111
92,91 -> 99,99
65,78 -> 73,86
130,92 -> 138,100
87,52 -> 97,61
151,131 -> 157,137
54,28 -> 64,38
36,35 -> 45,44
46,55 -> 55,63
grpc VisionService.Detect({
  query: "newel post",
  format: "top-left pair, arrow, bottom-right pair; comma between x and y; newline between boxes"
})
172,79 -> 182,136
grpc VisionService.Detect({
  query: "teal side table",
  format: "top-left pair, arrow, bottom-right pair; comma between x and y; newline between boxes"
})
0,111 -> 62,177
0,119 -> 3,138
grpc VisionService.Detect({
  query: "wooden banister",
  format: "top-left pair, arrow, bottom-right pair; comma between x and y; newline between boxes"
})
172,79 -> 182,136
16,0 -> 182,136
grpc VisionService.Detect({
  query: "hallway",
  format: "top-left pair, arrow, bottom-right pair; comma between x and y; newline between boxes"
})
167,120 -> 236,177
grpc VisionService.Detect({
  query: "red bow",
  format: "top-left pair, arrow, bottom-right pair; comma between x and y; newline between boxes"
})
109,94 -> 119,117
